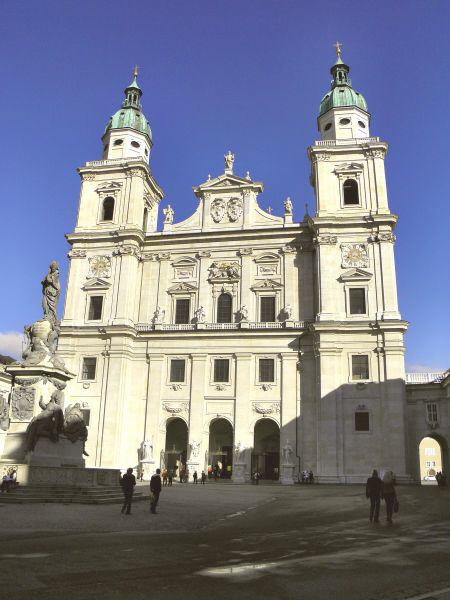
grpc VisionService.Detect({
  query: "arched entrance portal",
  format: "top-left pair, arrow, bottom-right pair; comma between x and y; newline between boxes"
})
164,418 -> 188,476
419,436 -> 447,485
252,419 -> 280,480
208,418 -> 233,478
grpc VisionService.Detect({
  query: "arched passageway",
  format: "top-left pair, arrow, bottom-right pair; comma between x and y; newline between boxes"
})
252,419 -> 280,480
164,418 -> 188,475
419,435 -> 447,485
208,418 -> 233,478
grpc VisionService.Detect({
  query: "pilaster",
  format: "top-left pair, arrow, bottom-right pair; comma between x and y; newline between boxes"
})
188,354 -> 207,478
233,353 -> 253,481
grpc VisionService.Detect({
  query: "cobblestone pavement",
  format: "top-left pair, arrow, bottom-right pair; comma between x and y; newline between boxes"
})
0,483 -> 449,600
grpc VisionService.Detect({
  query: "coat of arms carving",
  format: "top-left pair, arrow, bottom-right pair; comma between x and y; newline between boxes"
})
11,387 -> 36,421
210,199 -> 226,223
88,255 -> 111,278
227,197 -> 243,222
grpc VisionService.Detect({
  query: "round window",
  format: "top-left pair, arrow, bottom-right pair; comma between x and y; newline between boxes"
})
358,120 -> 366,128
131,141 -> 140,148
339,118 -> 351,125
324,123 -> 332,131
113,139 -> 123,146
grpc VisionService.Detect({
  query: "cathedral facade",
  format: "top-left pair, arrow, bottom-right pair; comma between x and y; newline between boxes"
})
56,55 -> 427,483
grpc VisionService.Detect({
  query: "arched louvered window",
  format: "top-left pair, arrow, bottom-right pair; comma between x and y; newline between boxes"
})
102,197 -> 115,221
217,293 -> 232,323
343,179 -> 359,205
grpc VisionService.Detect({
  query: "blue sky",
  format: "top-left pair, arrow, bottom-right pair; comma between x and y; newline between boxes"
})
0,0 -> 448,370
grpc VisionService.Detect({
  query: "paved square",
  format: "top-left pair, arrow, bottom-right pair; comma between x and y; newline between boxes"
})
0,483 -> 449,600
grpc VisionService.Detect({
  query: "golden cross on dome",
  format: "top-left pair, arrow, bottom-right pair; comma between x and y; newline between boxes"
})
334,41 -> 342,58
133,65 -> 139,78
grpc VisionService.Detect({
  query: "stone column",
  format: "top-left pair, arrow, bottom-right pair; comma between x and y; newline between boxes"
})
238,248 -> 253,320
281,245 -> 298,321
280,353 -> 298,484
112,245 -> 140,326
187,354 -> 207,480
144,354 -> 165,472
233,353 -> 253,482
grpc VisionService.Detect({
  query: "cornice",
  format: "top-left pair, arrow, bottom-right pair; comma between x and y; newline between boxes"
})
310,320 -> 408,333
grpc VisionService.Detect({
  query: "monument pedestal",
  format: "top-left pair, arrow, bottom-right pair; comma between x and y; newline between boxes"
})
140,459 -> 155,481
232,462 -> 246,483
27,435 -> 85,468
280,463 -> 295,485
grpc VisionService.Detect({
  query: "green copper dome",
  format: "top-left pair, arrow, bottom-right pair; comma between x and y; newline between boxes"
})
319,56 -> 368,116
104,71 -> 152,142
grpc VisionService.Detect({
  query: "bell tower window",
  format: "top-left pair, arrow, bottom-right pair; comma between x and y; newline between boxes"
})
343,179 -> 359,205
102,197 -> 115,221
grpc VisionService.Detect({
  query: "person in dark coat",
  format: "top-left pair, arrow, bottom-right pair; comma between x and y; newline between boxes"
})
193,470 -> 198,484
150,468 -> 162,514
381,470 -> 397,523
366,469 -> 382,523
201,471 -> 207,485
120,468 -> 136,515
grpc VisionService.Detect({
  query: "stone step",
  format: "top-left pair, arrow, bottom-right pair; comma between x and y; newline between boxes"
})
0,488 -> 149,504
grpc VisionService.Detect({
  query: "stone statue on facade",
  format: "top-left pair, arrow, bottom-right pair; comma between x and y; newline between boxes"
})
152,306 -> 165,324
140,438 -> 153,462
25,390 -> 65,452
163,204 -> 174,224
284,197 -> 293,215
238,305 -> 249,322
42,261 -> 61,326
283,304 -> 292,320
189,440 -> 200,458
194,306 -> 206,323
282,440 -> 294,465
224,150 -> 234,171
63,403 -> 89,455
234,441 -> 246,462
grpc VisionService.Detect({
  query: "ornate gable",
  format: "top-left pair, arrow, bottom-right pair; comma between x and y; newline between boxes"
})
167,282 -> 198,294
82,277 -> 111,291
339,268 -> 373,282
251,279 -> 283,291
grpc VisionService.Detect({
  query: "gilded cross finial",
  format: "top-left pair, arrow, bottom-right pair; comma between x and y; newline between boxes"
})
334,41 -> 342,58
133,65 -> 139,78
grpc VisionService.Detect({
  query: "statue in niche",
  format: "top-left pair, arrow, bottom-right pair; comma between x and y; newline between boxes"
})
194,306 -> 206,323
283,304 -> 292,320
163,204 -> 174,224
284,197 -> 293,215
25,389 -> 65,452
41,261 -> 61,326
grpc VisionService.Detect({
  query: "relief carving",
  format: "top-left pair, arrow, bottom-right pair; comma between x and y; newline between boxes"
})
11,387 -> 36,421
341,243 -> 369,268
88,255 -> 111,279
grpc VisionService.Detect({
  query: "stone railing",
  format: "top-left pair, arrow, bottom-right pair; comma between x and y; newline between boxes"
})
85,157 -> 147,167
405,372 -> 446,384
136,321 -> 308,332
315,137 -> 380,146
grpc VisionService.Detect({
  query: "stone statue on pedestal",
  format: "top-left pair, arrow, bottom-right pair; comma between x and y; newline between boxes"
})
25,390 -> 65,452
282,440 -> 294,465
64,403 -> 89,455
41,261 -> 61,326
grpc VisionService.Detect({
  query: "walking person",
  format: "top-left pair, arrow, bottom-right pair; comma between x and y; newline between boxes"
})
201,470 -> 206,485
381,470 -> 397,523
366,469 -> 382,523
120,467 -> 136,515
193,470 -> 198,484
150,468 -> 162,514
168,469 -> 173,486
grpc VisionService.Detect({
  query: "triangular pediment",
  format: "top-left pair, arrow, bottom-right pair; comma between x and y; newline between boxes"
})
194,173 -> 263,195
82,277 -> 111,290
95,181 -> 123,194
339,268 -> 373,281
251,278 -> 284,290
167,282 -> 198,294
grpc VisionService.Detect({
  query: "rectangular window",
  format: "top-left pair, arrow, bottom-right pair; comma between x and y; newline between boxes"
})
259,358 -> 275,382
426,403 -> 438,423
170,359 -> 186,383
425,447 -> 435,456
88,296 -> 103,320
351,355 -> 369,380
81,357 -> 97,380
214,359 -> 230,382
426,461 -> 431,468
260,296 -> 276,322
355,411 -> 370,431
349,288 -> 366,315
175,298 -> 190,324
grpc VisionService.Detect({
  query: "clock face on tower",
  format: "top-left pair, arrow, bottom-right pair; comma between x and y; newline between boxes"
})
341,244 -> 369,268
88,255 -> 111,278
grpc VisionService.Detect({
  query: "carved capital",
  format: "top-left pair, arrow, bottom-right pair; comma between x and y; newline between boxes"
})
237,248 -> 253,256
157,251 -> 171,261
281,244 -> 297,254
313,235 -> 338,246
197,251 -> 211,259
68,249 -> 87,259
112,245 -> 141,259
81,172 -> 95,181
365,149 -> 386,159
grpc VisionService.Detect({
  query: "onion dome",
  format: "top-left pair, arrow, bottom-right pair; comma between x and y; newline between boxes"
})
319,53 -> 368,116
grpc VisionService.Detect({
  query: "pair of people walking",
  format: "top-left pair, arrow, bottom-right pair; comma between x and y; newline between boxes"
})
120,467 -> 162,515
366,469 -> 398,524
